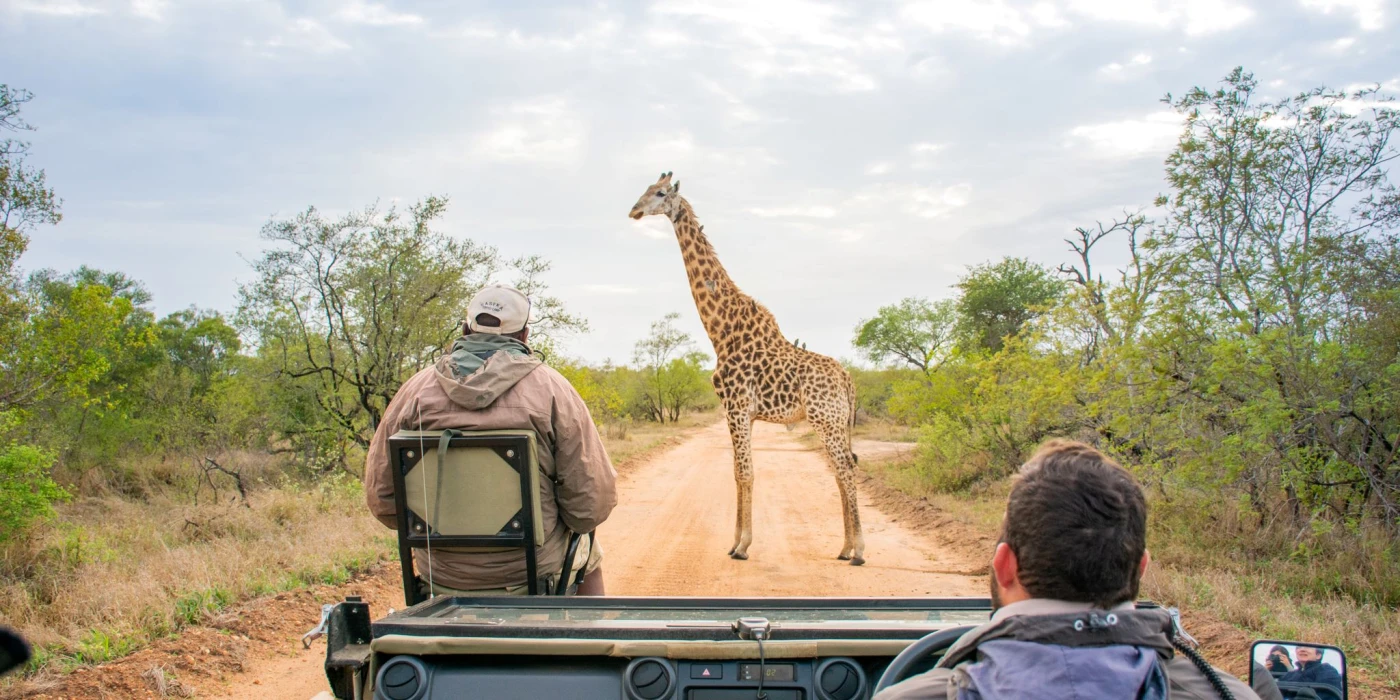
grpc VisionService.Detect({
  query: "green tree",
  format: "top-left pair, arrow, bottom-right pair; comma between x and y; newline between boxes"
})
238,197 -> 585,466
954,257 -> 1064,352
1,84 -> 61,277
852,297 -> 958,373
0,414 -> 67,544
631,313 -> 712,423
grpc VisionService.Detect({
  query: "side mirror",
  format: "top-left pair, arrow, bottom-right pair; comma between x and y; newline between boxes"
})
1251,640 -> 1347,700
0,626 -> 31,677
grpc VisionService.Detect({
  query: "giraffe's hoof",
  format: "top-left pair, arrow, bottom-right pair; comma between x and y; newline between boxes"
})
730,551 -> 749,561
849,557 -> 866,567
838,553 -> 852,561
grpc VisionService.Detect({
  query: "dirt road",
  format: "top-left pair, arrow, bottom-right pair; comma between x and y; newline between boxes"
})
600,420 -> 986,597
26,419 -> 983,699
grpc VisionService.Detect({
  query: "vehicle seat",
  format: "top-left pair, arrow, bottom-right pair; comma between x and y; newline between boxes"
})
387,429 -> 591,606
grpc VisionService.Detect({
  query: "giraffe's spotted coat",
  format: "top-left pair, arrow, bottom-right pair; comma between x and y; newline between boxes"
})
629,172 -> 866,565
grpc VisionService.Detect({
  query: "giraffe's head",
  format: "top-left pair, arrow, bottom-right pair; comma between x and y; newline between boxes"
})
628,171 -> 680,220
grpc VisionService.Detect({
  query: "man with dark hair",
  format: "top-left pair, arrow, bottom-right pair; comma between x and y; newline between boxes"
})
876,439 -> 1258,699
1279,646 -> 1342,689
365,284 -> 617,596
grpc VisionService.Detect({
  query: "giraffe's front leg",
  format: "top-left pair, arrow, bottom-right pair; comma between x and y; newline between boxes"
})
724,411 -> 755,560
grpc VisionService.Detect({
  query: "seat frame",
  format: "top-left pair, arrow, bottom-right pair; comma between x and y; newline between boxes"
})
388,429 -> 584,606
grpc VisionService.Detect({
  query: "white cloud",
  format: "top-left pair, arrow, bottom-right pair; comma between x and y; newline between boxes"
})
247,18 -> 351,54
130,0 -> 165,21
9,0 -> 103,16
1028,2 -> 1071,27
626,131 -> 781,174
1327,36 -> 1357,51
632,218 -> 674,240
582,284 -> 640,294
849,183 -> 972,219
336,0 -> 423,27
648,0 -> 893,92
1098,52 -> 1153,77
1065,0 -> 1253,35
473,97 -> 586,165
1300,0 -> 1385,31
865,162 -> 894,176
901,0 -> 1034,45
1069,111 -> 1182,158
910,142 -> 946,154
699,79 -> 783,125
746,206 -> 838,218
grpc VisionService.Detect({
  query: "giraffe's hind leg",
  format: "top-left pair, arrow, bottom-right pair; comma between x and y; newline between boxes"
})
815,419 -> 865,566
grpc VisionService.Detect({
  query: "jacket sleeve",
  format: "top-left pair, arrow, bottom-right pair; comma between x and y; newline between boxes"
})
1250,664 -> 1284,700
548,371 -> 619,534
364,370 -> 424,530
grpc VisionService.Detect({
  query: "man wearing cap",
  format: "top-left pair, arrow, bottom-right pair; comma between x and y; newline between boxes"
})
365,284 -> 618,595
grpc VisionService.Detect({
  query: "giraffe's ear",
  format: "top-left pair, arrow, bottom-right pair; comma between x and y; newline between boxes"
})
670,181 -> 680,192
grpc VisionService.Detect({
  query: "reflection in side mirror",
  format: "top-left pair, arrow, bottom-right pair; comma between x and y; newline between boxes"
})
1250,640 -> 1347,700
0,626 -> 31,677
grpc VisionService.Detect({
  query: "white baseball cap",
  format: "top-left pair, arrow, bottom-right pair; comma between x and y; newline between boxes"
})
466,284 -> 531,335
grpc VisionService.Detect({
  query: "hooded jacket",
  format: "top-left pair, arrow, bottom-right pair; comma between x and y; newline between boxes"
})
874,600 -> 1259,700
365,336 -> 618,592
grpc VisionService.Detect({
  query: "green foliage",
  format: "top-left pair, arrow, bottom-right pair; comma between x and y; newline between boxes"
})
631,313 -> 714,423
955,256 -> 1064,352
1,84 -> 62,273
0,418 -> 68,543
237,197 -> 584,467
871,68 -> 1400,606
173,587 -> 233,627
852,297 -> 957,373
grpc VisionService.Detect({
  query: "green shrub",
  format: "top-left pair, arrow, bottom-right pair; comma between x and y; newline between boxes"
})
0,434 -> 69,544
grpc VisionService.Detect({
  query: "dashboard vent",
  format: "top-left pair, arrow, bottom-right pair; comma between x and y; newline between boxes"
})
376,657 -> 427,700
625,658 -> 675,700
816,658 -> 866,700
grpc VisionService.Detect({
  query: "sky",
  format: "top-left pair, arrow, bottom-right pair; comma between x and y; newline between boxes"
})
2,0 -> 1397,365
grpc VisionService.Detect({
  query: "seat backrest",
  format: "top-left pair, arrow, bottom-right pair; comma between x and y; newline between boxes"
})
389,429 -> 545,545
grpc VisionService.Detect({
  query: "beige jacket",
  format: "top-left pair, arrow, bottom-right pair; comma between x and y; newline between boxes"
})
365,348 -> 617,591
874,600 -> 1258,700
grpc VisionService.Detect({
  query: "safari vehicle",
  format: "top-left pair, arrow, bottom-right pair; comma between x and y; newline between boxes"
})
303,429 -> 1350,700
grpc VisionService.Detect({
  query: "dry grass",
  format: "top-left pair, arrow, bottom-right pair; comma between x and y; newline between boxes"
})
0,412 -> 715,685
601,410 -> 719,469
0,463 -> 393,681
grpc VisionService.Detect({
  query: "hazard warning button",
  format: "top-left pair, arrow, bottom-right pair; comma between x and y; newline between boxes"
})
689,664 -> 723,680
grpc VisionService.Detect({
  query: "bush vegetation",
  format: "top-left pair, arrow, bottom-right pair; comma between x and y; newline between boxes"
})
0,82 -> 715,681
852,69 -> 1400,679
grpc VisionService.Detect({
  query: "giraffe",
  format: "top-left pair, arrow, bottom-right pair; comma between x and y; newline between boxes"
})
629,172 -> 866,565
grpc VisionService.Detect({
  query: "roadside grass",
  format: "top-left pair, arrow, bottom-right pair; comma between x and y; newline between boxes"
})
0,410 -> 714,688
600,409 -> 719,468
0,459 -> 394,684
861,454 -> 1400,692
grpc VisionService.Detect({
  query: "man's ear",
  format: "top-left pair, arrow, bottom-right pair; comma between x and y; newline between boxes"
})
992,542 -> 1019,590
1140,550 -> 1151,578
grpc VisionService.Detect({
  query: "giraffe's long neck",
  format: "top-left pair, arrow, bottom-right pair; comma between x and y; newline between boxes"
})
669,198 -> 783,351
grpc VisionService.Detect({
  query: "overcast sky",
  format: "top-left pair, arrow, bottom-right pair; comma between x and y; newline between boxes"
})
3,0 -> 1396,365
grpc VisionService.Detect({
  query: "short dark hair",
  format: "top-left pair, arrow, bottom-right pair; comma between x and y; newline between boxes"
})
1002,439 -> 1147,608
464,313 -> 528,342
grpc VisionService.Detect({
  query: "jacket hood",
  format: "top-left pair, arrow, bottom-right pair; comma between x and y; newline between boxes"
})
957,640 -> 1166,700
433,335 -> 543,410
944,609 -> 1175,700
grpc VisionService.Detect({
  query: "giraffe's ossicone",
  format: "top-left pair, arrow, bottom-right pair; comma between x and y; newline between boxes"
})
628,172 -> 866,566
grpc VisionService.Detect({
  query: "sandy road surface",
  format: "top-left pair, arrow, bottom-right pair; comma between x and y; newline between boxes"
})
38,419 -> 982,699
600,420 -> 986,597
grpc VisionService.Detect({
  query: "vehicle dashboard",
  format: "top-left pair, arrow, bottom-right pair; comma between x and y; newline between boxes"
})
354,596 -> 994,700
